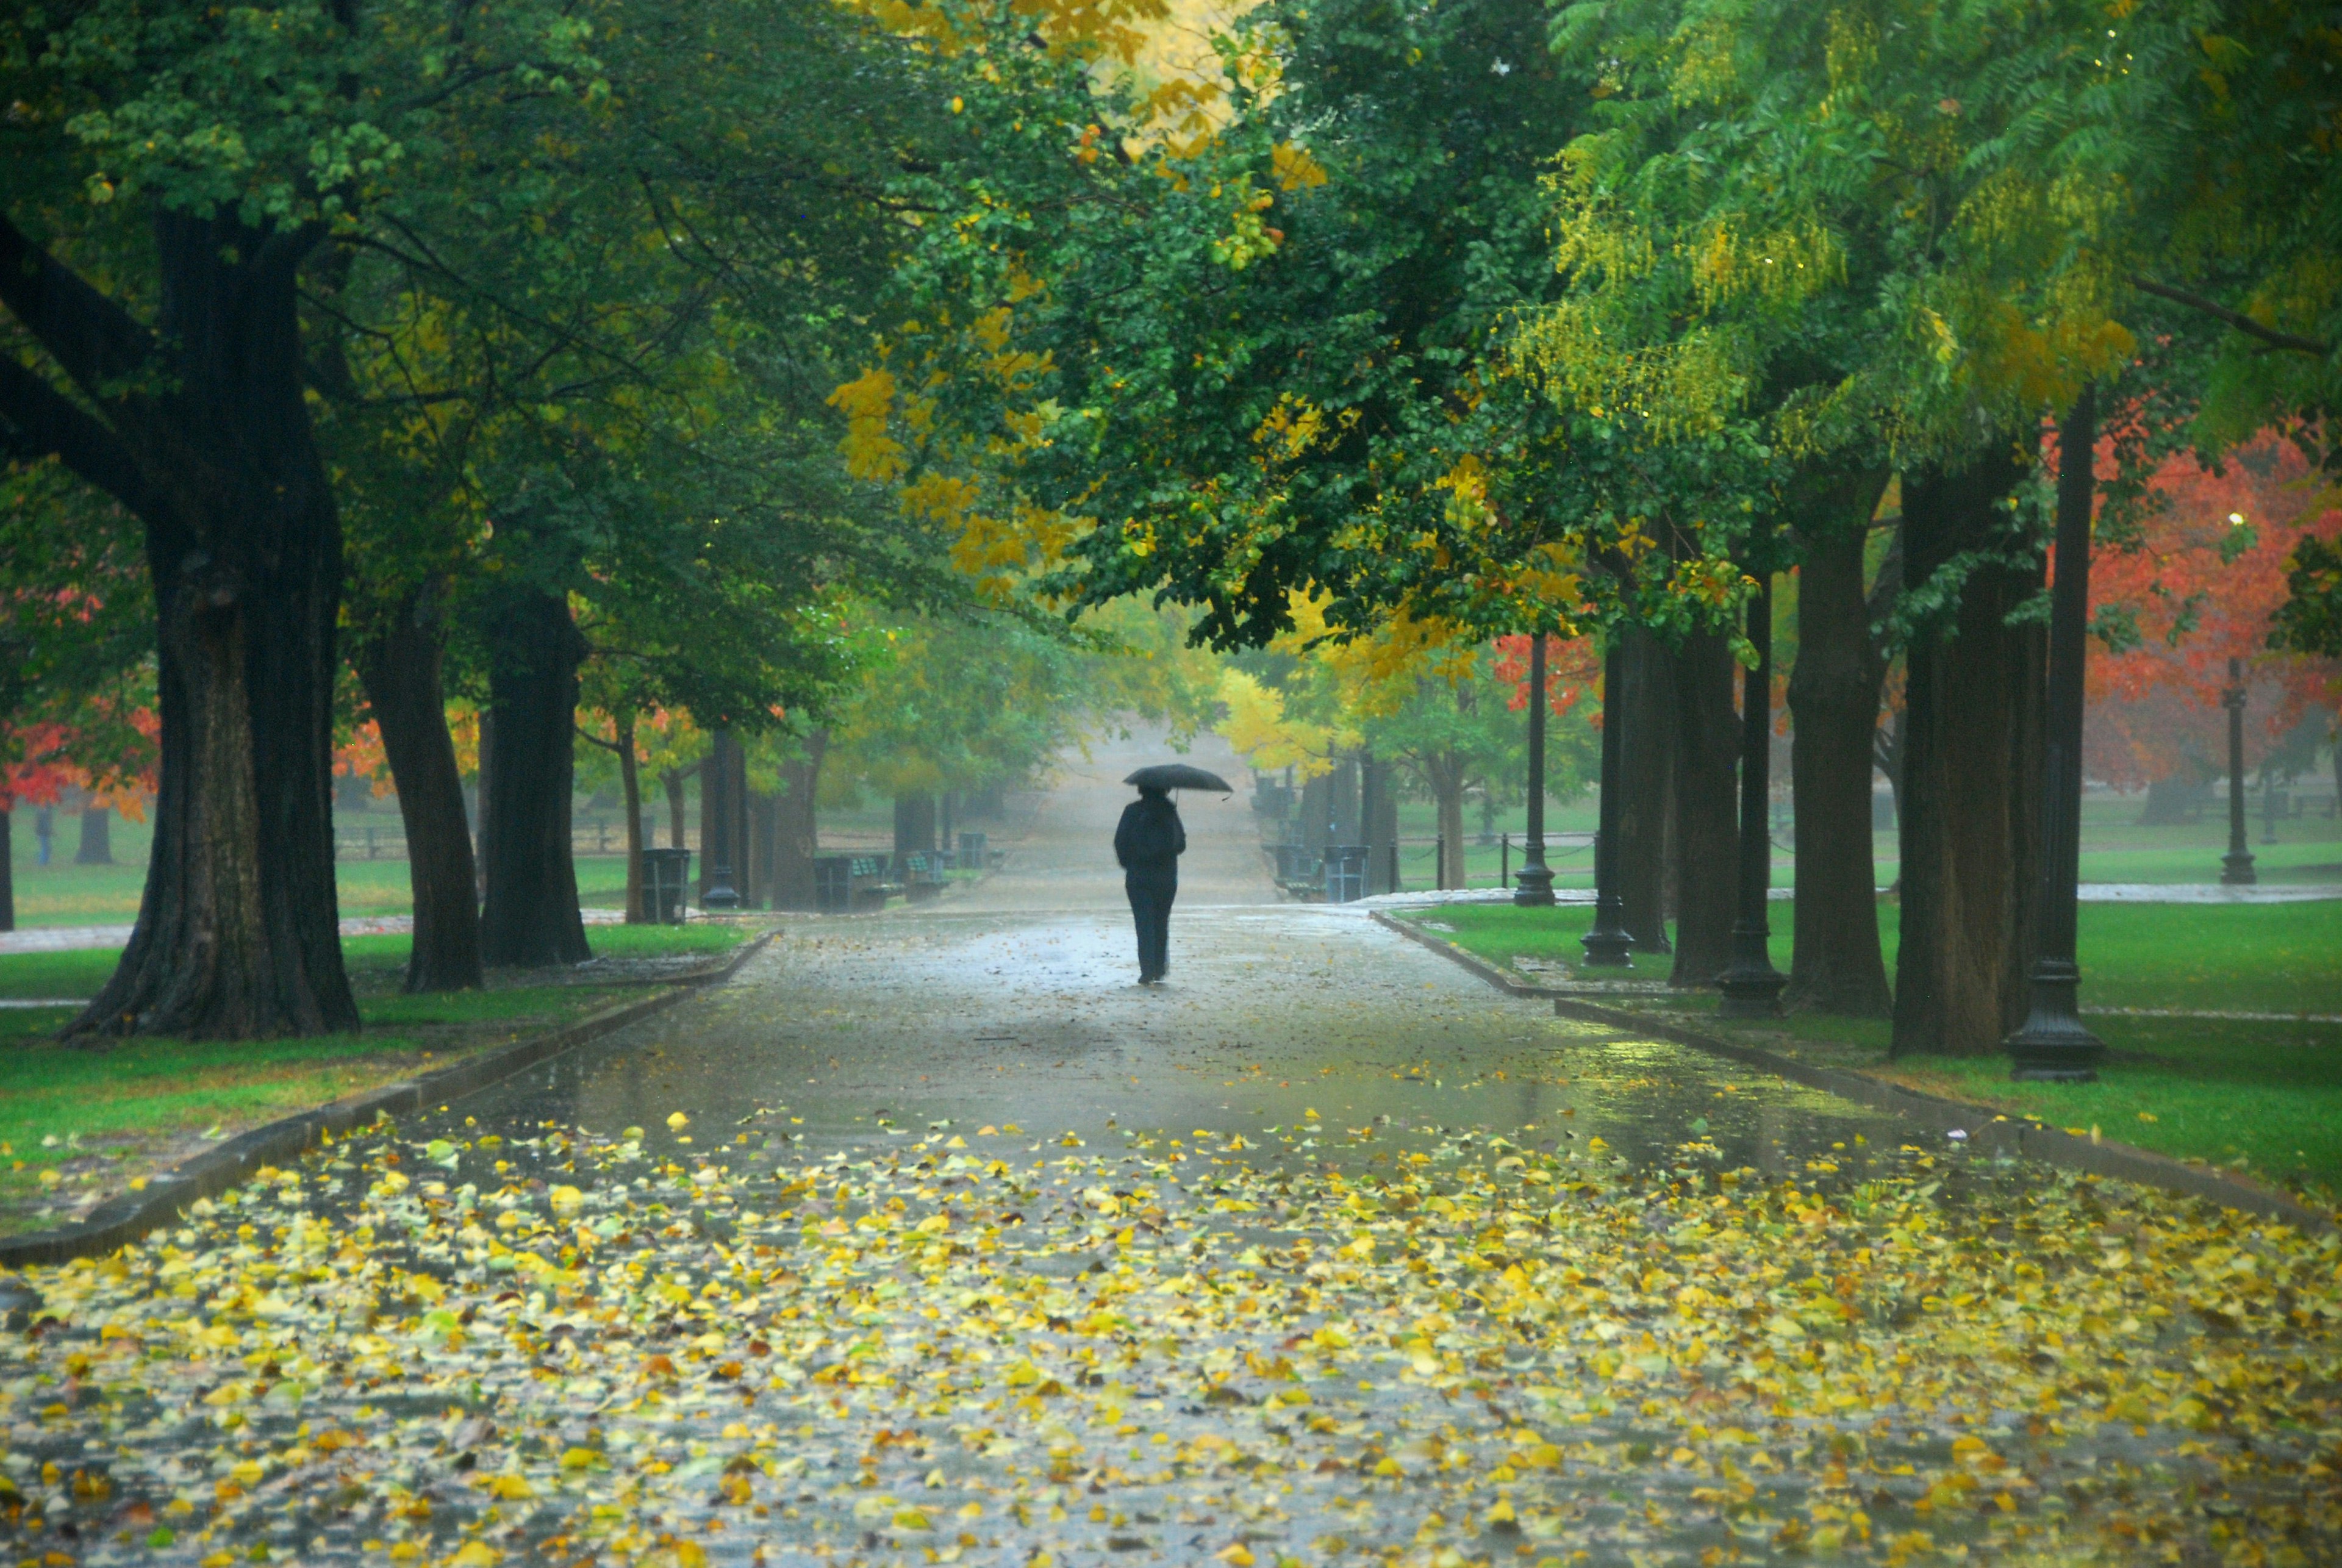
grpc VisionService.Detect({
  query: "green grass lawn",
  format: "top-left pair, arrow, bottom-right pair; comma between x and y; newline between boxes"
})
0,920 -> 749,1236
1396,898 -> 2342,1202
5,806 -> 636,925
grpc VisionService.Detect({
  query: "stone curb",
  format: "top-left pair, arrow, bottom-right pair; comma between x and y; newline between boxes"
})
1370,910 -> 2334,1236
0,931 -> 776,1269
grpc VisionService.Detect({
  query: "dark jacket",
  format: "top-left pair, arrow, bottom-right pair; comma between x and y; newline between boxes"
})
1114,795 -> 1186,870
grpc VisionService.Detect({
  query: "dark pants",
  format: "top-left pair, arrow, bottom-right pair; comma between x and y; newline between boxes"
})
1125,867 -> 1177,980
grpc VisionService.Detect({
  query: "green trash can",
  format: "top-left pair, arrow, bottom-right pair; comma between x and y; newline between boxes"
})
640,848 -> 692,924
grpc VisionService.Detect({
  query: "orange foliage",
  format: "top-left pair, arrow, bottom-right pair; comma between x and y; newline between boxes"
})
1489,634 -> 1602,718
2086,432 -> 2342,787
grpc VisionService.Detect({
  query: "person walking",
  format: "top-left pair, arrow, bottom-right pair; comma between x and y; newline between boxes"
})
1114,783 -> 1186,985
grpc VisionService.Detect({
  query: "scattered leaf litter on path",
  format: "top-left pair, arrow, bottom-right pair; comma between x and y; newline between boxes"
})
2,1109 -> 2337,1567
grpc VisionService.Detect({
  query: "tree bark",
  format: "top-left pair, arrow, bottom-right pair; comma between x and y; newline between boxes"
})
772,729 -> 826,910
1615,627 -> 1675,950
75,804 -> 112,864
893,792 -> 937,857
479,589 -> 590,968
1891,448 -> 2045,1057
14,211 -> 360,1040
615,713 -> 645,924
1786,485 -> 1895,1017
0,806 -> 12,932
354,585 -> 484,992
1669,628 -> 1739,987
1428,757 -> 1467,890
474,709 -> 494,895
661,762 -> 698,851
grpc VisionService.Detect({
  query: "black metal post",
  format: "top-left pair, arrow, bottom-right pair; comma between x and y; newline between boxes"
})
1515,634 -> 1558,907
2007,389 -> 2105,1079
2221,657 -> 2256,885
704,729 -> 741,909
1579,640 -> 1634,963
1716,575 -> 1786,1014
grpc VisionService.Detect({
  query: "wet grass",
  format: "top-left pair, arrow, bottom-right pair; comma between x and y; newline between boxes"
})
5,807 -> 636,925
0,921 -> 750,1236
1397,898 -> 2342,1203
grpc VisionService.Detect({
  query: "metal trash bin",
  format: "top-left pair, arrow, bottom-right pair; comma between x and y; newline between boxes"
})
1322,844 -> 1367,904
958,830 -> 987,870
640,848 -> 692,924
812,854 -> 856,914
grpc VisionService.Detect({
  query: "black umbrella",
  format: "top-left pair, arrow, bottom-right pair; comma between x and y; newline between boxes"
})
1125,763 -> 1233,793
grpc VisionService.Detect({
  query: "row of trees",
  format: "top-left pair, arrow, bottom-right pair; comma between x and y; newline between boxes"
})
7,0 -> 2337,1051
836,0 -> 2339,1056
0,0 -> 1180,1033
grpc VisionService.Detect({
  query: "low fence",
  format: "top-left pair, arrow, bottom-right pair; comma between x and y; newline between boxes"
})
332,817 -> 637,861
1263,831 -> 1600,900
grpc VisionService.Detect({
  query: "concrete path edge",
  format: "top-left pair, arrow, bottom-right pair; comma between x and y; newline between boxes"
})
0,929 -> 776,1270
1369,910 -> 2334,1237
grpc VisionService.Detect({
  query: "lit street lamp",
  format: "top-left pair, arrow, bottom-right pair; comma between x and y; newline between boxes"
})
2221,657 -> 2257,886
1578,637 -> 1633,963
2006,389 -> 2105,1080
1514,632 -> 1556,908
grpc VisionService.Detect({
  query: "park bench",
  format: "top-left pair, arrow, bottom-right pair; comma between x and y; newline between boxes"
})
900,851 -> 950,901
1267,841 -> 1323,900
812,854 -> 900,912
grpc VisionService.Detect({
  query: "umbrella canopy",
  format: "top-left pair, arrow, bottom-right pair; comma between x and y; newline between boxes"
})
1125,763 -> 1233,793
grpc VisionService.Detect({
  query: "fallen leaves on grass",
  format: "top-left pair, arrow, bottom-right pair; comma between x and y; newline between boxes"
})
0,1115 -> 2337,1567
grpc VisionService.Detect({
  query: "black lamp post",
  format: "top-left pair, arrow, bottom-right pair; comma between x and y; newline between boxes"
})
703,729 -> 741,910
2007,389 -> 2105,1081
1716,573 -> 1787,1015
2221,657 -> 2257,886
1514,633 -> 1557,908
1578,638 -> 1634,962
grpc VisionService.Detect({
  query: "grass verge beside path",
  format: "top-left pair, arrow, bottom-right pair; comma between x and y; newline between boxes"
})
0,920 -> 751,1237
1396,899 -> 2342,1206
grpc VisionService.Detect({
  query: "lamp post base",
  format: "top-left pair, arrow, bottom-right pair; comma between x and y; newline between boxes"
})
1715,922 -> 1785,1015
703,872 -> 741,911
1580,897 -> 1634,967
1716,967 -> 1786,1017
2005,964 -> 2104,1080
1513,862 -> 1556,908
2220,851 -> 2257,886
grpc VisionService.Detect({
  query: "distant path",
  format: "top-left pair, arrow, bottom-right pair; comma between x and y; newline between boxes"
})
946,726 -> 1279,913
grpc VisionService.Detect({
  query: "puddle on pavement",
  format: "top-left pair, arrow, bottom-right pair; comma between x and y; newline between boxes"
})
440,909 -> 1921,1191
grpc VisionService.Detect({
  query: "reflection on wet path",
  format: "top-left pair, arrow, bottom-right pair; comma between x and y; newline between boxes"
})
5,898 -> 2336,1568
457,907 -> 1903,1185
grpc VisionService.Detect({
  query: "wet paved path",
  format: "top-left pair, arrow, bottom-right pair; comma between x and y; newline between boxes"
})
4,732 -> 2336,1568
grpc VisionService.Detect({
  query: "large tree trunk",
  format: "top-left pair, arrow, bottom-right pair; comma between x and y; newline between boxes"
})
354,585 -> 484,992
0,805 -> 13,931
1669,628 -> 1739,987
1786,490 -> 1894,1017
474,709 -> 494,895
615,713 -> 646,925
35,212 -> 358,1040
893,792 -> 937,857
1614,627 -> 1675,950
479,589 -> 590,968
662,763 -> 695,850
772,729 -> 826,910
1891,449 -> 2045,1057
75,803 -> 113,864
1428,756 -> 1467,890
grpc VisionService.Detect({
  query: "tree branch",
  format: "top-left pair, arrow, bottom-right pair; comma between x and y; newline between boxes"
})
0,356 -> 163,520
2130,276 -> 2333,358
0,212 -> 160,405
